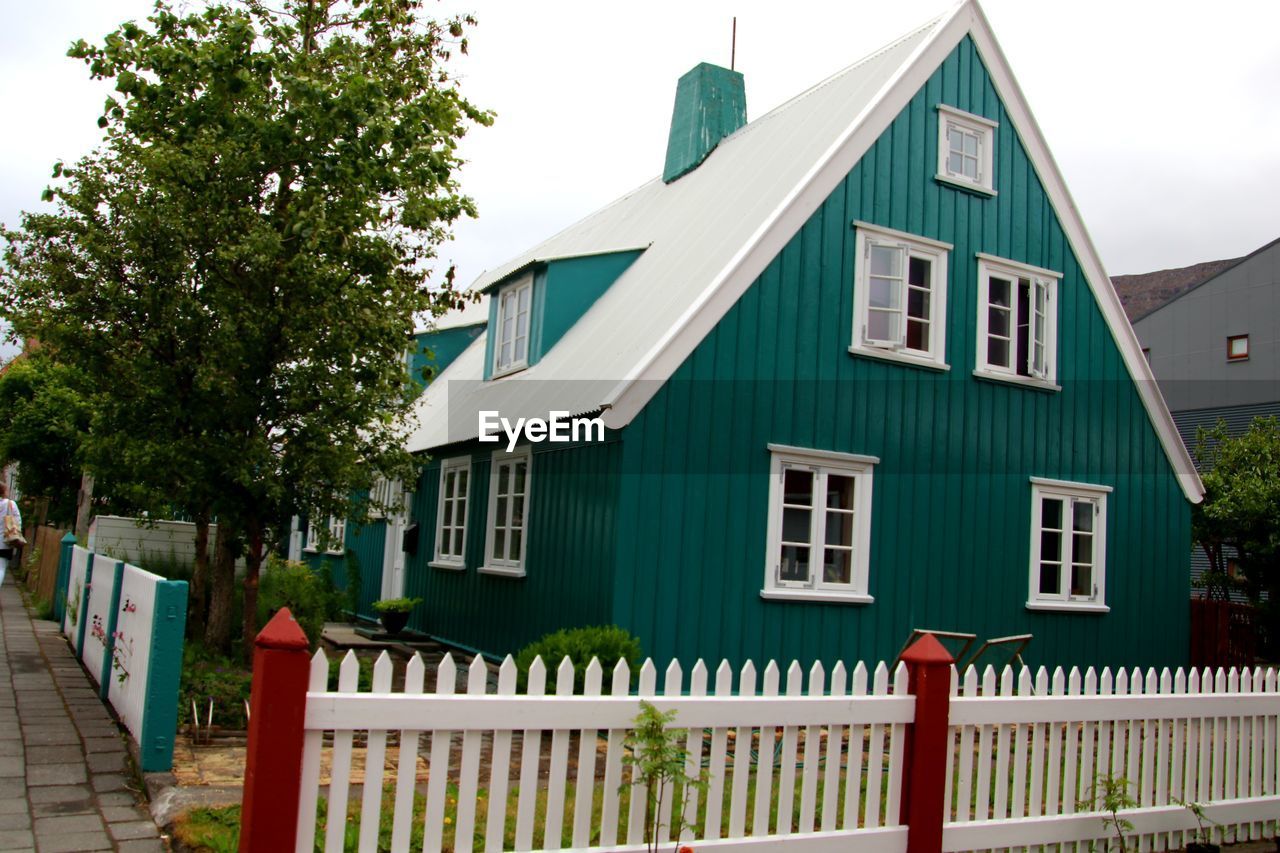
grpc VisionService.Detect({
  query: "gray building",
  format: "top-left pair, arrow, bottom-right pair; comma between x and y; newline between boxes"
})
1114,236 -> 1280,594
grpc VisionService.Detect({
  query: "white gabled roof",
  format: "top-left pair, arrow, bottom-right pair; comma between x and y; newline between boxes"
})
404,0 -> 1204,503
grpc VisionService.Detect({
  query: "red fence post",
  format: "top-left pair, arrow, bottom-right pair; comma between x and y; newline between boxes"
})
240,608 -> 311,853
899,633 -> 955,853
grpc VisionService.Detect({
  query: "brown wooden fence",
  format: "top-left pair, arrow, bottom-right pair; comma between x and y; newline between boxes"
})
22,525 -> 70,604
1190,598 -> 1256,668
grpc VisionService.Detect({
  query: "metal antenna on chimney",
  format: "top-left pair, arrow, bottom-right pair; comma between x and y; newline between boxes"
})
731,17 -> 737,70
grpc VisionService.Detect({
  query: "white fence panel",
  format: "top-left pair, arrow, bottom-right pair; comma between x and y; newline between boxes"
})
106,564 -> 161,740
79,558 -> 118,689
61,545 -> 90,648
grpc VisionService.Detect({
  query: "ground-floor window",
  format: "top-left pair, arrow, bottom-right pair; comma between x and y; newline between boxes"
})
1027,477 -> 1110,612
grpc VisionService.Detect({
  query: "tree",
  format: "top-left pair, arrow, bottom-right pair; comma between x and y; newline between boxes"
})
1193,417 -> 1280,643
0,352 -> 95,526
1,0 -> 489,652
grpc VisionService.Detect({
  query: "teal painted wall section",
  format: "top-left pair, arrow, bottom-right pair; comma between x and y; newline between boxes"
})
613,36 -> 1191,674
483,251 -> 643,379
403,439 -> 622,657
411,324 -> 484,389
301,515 -> 384,622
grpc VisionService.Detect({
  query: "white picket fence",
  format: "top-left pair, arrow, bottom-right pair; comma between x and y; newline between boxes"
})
291,651 -> 1280,853
943,664 -> 1280,852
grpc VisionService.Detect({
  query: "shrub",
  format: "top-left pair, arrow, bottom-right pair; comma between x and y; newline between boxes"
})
514,625 -> 643,693
256,556 -> 339,649
178,644 -> 253,730
326,653 -> 374,692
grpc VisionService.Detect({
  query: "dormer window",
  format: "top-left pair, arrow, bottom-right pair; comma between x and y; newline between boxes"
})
936,105 -> 996,195
493,274 -> 533,376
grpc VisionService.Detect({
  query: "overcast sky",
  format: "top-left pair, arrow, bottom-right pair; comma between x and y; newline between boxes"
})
3,0 -> 1278,352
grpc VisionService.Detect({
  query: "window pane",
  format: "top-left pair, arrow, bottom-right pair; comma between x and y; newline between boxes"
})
513,462 -> 527,495
780,545 -> 810,582
1071,563 -> 1092,597
908,257 -> 931,289
1041,497 -> 1063,530
516,310 -> 528,340
493,528 -> 506,560
824,549 -> 851,584
495,496 -> 507,527
987,337 -> 1009,367
906,319 -> 928,352
783,469 -> 813,506
868,310 -> 897,343
963,132 -> 978,157
499,340 -> 512,367
989,277 -> 1011,308
457,470 -> 468,498
826,475 -> 854,510
907,286 -> 931,320
1041,529 -> 1061,563
1072,501 -> 1093,532
783,508 -> 811,543
989,305 -> 1010,337
870,245 -> 901,277
441,529 -> 452,555
497,463 -> 510,497
512,496 -> 525,528
1072,533 -> 1093,566
948,151 -> 964,174
1039,562 -> 1060,595
825,512 -> 853,547
510,528 -> 522,559
869,277 -> 900,309
949,127 -> 964,152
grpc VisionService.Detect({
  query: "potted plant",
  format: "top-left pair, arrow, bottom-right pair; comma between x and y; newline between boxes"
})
371,597 -> 421,636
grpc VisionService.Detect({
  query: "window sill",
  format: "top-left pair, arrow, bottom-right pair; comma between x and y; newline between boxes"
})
934,174 -> 997,197
972,369 -> 1061,393
1025,601 -> 1110,614
302,547 -> 318,554
760,589 -> 874,605
428,560 -> 466,572
490,362 -> 529,381
848,346 -> 950,373
324,550 -> 345,556
479,565 -> 526,579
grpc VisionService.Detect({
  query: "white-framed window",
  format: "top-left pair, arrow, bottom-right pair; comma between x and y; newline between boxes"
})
975,254 -> 1061,387
325,516 -> 346,555
850,223 -> 951,369
432,457 -> 470,568
304,519 -> 320,553
761,444 -> 877,604
1027,477 -> 1111,612
936,104 -> 996,194
368,477 -> 399,519
492,273 -> 533,376
481,448 -> 531,577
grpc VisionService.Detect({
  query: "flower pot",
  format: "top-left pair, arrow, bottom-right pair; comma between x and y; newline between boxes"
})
379,610 -> 410,636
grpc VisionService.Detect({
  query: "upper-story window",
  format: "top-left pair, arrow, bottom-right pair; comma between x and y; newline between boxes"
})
1227,334 -> 1249,362
493,273 -> 533,376
936,105 -> 997,195
975,254 -> 1061,388
850,223 -> 951,369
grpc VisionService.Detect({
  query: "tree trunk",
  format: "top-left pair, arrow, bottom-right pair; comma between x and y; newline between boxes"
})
73,472 -> 94,540
188,514 -> 210,639
242,518 -> 264,667
204,520 -> 238,653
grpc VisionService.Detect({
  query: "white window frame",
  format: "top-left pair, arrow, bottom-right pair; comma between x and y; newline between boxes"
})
303,519 -> 320,553
1026,477 -> 1111,613
936,104 -> 997,195
481,447 -> 531,577
760,444 -> 877,605
850,223 -> 951,370
1227,334 -> 1249,362
492,273 -> 533,377
430,457 -> 470,570
325,516 -> 346,555
975,254 -> 1061,389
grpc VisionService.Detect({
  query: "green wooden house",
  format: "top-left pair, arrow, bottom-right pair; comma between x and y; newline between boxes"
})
366,0 -> 1203,670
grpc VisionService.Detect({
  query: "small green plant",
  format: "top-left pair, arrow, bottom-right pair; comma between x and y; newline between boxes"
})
33,595 -> 54,621
515,625 -> 643,693
1173,798 -> 1219,849
257,555 -> 338,649
371,597 -> 421,614
621,701 -> 708,853
1079,773 -> 1136,852
178,644 -> 254,730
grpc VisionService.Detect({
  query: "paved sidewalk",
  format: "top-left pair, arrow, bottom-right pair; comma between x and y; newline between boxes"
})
0,579 -> 166,852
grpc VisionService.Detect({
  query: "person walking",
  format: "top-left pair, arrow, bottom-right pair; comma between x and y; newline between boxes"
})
0,484 -> 22,586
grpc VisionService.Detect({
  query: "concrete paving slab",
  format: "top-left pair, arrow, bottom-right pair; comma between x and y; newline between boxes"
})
30,831 -> 112,852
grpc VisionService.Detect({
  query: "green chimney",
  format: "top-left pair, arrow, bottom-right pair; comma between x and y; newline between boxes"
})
662,63 -> 747,184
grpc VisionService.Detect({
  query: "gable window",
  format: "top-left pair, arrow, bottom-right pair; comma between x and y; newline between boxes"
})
761,445 -> 877,604
1227,334 -> 1249,361
431,458 -> 470,569
936,105 -> 997,194
1027,478 -> 1110,612
975,254 -> 1061,388
493,274 -> 533,376
481,448 -> 531,577
850,223 -> 951,369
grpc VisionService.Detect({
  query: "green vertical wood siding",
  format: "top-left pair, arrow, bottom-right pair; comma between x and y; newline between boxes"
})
301,516 -> 385,623
404,439 -> 622,657
613,36 -> 1190,673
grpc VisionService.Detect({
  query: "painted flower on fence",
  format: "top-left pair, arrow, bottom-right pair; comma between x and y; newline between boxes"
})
111,630 -> 133,684
90,614 -> 106,645
67,584 -> 81,627
121,598 -> 137,614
